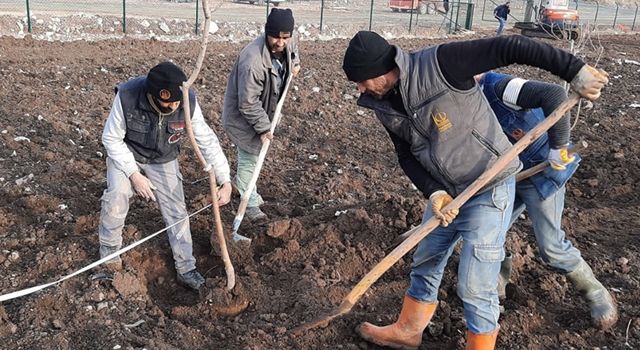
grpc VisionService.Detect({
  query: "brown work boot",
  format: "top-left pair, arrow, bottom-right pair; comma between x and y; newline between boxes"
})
566,259 -> 618,329
356,295 -> 437,350
466,328 -> 499,350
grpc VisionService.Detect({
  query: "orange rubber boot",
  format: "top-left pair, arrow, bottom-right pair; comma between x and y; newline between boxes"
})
466,328 -> 499,350
356,295 -> 437,350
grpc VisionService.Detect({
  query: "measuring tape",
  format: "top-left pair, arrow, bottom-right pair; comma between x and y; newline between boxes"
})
0,204 -> 212,302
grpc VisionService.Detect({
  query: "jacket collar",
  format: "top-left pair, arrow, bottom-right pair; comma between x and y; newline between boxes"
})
260,34 -> 292,77
259,35 -> 274,70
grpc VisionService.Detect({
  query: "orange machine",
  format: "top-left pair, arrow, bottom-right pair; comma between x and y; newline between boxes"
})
515,0 -> 579,39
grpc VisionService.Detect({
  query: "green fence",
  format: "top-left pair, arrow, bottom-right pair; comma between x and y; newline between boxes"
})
0,0 -> 477,37
1,0 -> 636,38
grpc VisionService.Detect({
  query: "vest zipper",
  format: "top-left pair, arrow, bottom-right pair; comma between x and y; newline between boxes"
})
405,110 -> 458,189
408,94 -> 460,188
157,113 -> 164,148
472,129 -> 501,157
412,90 -> 447,111
362,94 -> 458,190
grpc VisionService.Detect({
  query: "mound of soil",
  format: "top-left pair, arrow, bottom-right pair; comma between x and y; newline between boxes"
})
0,32 -> 638,349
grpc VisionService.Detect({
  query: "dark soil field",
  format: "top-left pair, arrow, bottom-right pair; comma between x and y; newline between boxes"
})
0,32 -> 638,349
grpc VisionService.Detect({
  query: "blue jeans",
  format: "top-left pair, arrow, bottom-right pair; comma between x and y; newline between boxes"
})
510,182 -> 582,273
235,147 -> 264,208
496,17 -> 506,35
407,177 -> 515,334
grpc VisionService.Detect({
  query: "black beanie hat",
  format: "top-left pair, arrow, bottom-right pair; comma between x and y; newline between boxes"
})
265,8 -> 295,37
145,61 -> 188,103
342,31 -> 397,82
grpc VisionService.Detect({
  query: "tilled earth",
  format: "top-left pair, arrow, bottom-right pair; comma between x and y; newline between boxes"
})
0,32 -> 638,349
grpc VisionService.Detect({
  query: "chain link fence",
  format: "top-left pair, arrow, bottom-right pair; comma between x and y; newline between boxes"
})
0,0 -> 637,40
478,0 -> 639,31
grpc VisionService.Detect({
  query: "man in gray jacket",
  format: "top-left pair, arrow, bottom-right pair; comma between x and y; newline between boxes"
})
222,8 -> 300,242
100,62 -> 232,291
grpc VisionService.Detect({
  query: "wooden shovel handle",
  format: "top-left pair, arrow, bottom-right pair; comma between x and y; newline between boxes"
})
231,74 -> 293,234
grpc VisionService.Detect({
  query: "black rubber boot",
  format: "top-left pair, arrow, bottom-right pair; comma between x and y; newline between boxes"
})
177,269 -> 205,291
497,252 -> 512,299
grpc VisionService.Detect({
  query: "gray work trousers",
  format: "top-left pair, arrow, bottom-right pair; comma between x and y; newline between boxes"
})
98,157 -> 195,274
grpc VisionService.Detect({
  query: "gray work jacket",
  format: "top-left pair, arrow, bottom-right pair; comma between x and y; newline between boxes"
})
358,45 -> 522,197
222,34 -> 300,154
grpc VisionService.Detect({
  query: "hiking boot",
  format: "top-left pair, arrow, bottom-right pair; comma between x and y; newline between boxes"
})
177,269 -> 205,291
246,206 -> 268,222
99,244 -> 122,270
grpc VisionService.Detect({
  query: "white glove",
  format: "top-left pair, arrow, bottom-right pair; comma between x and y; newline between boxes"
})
570,65 -> 609,101
548,148 -> 576,171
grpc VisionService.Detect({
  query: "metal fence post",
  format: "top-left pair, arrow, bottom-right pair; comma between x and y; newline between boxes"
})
26,0 -> 32,33
594,1 -> 599,27
482,0 -> 487,20
613,3 -> 619,28
465,2 -> 475,29
122,0 -> 126,33
320,0 -> 325,33
455,0 -> 461,30
409,3 -> 415,33
195,0 -> 200,35
368,0 -> 374,31
633,2 -> 638,30
266,1 -> 270,21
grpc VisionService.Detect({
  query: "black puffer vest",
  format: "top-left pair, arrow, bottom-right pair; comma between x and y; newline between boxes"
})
358,45 -> 521,197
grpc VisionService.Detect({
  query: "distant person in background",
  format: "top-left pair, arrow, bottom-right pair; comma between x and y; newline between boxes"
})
494,1 -> 511,35
221,8 -> 300,243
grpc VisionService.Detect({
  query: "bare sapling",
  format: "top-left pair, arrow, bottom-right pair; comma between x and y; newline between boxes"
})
180,0 -> 236,291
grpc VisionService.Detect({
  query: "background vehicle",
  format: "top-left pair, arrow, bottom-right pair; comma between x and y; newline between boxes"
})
514,0 -> 579,39
233,0 -> 285,6
389,0 -> 449,15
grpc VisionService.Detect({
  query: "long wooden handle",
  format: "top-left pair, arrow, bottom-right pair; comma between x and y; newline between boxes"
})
337,93 -> 581,312
231,74 -> 293,234
515,140 -> 587,182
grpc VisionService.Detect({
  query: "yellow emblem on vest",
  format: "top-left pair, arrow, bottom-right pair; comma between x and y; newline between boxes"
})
432,111 -> 452,132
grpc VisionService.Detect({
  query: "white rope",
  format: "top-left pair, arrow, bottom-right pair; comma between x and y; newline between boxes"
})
0,204 -> 212,302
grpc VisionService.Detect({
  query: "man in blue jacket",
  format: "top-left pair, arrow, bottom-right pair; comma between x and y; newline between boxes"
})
494,1 -> 511,35
478,71 -> 618,330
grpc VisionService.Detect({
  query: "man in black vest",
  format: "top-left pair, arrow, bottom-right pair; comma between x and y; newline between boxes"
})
99,62 -> 232,291
342,32 -> 608,349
